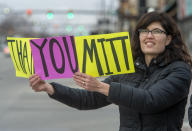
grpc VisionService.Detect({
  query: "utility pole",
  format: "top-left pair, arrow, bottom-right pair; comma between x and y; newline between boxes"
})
139,0 -> 146,16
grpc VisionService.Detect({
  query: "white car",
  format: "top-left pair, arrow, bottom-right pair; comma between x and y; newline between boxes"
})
3,45 -> 10,57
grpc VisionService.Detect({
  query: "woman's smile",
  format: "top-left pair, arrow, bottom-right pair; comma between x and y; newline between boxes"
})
144,41 -> 155,48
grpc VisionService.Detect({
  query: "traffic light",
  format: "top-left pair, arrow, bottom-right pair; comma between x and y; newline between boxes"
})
47,10 -> 54,19
66,25 -> 72,32
67,11 -> 74,19
26,9 -> 32,16
78,26 -> 84,31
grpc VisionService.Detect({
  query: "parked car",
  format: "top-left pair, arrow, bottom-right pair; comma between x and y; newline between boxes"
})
3,45 -> 10,57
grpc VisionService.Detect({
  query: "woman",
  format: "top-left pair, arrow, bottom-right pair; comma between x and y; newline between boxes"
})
29,12 -> 192,131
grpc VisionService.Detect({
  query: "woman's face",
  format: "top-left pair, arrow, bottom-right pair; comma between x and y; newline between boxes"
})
139,22 -> 171,58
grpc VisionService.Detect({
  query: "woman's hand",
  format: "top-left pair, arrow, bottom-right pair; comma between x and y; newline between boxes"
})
73,72 -> 110,96
29,74 -> 54,95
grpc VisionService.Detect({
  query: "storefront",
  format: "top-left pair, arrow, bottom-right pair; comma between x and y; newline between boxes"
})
178,16 -> 192,51
177,0 -> 192,51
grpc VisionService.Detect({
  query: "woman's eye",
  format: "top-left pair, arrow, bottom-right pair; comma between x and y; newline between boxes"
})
153,30 -> 161,34
142,30 -> 148,33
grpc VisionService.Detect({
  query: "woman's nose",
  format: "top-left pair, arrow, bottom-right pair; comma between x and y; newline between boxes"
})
146,32 -> 154,38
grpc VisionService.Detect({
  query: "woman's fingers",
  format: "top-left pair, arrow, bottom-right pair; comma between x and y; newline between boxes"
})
73,72 -> 87,83
29,74 -> 39,81
73,72 -> 101,91
29,75 -> 40,86
29,74 -> 46,92
31,78 -> 42,87
33,85 -> 45,92
74,72 -> 88,78
73,77 -> 83,85
74,72 -> 102,92
73,76 -> 87,88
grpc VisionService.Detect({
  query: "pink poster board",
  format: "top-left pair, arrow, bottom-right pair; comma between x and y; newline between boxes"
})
30,36 -> 79,80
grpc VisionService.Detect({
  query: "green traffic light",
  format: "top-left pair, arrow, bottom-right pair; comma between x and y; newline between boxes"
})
47,12 -> 54,19
67,12 -> 74,19
66,26 -> 72,32
78,26 -> 84,31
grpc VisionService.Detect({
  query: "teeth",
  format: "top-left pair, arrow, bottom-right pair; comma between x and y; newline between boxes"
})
145,42 -> 154,48
146,42 -> 154,46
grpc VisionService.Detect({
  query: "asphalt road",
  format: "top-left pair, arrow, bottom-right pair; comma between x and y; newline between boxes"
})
0,52 -> 191,131
0,52 -> 119,131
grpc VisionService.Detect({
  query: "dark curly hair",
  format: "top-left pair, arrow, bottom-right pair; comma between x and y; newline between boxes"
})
131,11 -> 192,68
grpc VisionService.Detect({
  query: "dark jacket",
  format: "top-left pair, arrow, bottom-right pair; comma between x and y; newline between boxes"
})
49,58 -> 191,131
189,95 -> 192,128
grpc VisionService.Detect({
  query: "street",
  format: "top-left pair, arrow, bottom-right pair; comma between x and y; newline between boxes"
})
0,52 -> 191,131
0,52 -> 119,131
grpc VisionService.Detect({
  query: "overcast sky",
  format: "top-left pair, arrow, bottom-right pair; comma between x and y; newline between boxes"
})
0,0 -> 118,34
1,0 -> 103,10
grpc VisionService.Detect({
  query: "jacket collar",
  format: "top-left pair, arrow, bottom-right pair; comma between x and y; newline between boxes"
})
134,56 -> 168,71
134,57 -> 146,70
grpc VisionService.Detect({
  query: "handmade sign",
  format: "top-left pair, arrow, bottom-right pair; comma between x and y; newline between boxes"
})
75,32 -> 135,77
8,32 -> 135,80
7,37 -> 36,78
30,36 -> 78,80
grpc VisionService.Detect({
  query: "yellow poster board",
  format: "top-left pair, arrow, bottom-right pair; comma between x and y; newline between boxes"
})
75,32 -> 135,77
7,37 -> 36,78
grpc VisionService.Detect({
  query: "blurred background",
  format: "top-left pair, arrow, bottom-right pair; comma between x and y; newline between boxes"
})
0,0 -> 192,131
